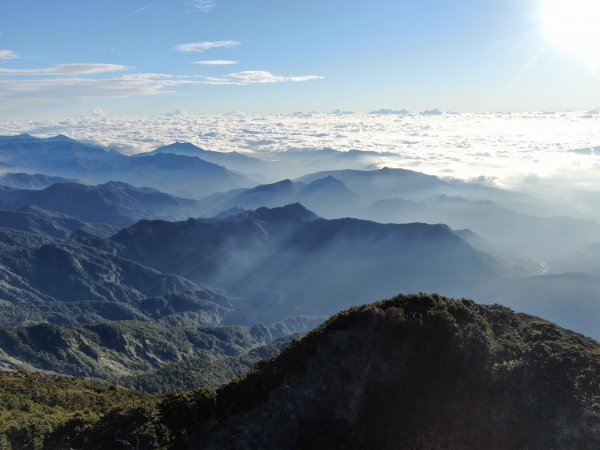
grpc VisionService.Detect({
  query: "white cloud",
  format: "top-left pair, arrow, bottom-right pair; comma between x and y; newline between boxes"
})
0,67 -> 322,111
175,40 -> 240,53
2,112 -> 600,201
8,108 -> 600,286
0,63 -> 130,76
0,50 -> 18,61
190,0 -> 215,12
0,74 -> 186,107
193,60 -> 238,65
201,70 -> 324,85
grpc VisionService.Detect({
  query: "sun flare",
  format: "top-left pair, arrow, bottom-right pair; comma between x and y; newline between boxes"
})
542,0 -> 600,67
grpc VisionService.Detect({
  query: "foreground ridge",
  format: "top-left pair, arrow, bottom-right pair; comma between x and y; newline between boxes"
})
41,293 -> 600,450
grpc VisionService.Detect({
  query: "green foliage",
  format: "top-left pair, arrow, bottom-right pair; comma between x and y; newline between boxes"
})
0,321 -> 276,380
46,389 -> 218,450
117,339 -> 289,393
4,294 -> 600,449
0,371 -> 151,450
203,293 -> 600,448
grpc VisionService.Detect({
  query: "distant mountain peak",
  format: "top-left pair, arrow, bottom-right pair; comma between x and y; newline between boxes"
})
214,206 -> 248,219
156,142 -> 206,154
298,176 -> 359,212
0,134 -> 78,144
303,174 -> 350,191
96,180 -> 130,188
253,202 -> 318,223
223,202 -> 318,224
0,180 -> 205,228
378,166 -> 414,174
0,133 -> 37,142
269,178 -> 294,186
45,134 -> 77,143
312,174 -> 341,184
0,172 -> 78,190
247,178 -> 297,194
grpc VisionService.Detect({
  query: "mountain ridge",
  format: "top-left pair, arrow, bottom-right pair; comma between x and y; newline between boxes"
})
44,294 -> 600,450
0,181 -> 205,228
0,135 -> 254,197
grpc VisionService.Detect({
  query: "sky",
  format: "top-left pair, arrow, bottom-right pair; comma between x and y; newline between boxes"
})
1,0 -> 600,118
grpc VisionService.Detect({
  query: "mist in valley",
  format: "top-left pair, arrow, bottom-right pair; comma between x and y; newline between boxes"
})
0,131 -> 599,340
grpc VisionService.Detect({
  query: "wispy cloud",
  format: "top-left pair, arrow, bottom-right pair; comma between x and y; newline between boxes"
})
0,63 -> 130,76
190,0 -> 216,12
0,50 -> 18,62
193,60 -> 238,65
175,40 -> 240,53
201,70 -> 324,85
0,74 -> 186,108
131,3 -> 154,15
0,68 -> 322,112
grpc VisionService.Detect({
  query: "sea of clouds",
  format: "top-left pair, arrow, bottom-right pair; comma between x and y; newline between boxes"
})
1,110 -> 600,197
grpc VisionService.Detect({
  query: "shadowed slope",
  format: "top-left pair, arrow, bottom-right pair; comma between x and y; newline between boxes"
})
62,294 -> 600,449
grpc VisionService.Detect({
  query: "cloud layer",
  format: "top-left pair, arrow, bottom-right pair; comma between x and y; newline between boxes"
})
2,111 -> 598,192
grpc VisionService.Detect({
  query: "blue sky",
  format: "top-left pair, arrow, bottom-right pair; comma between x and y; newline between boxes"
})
1,0 -> 599,118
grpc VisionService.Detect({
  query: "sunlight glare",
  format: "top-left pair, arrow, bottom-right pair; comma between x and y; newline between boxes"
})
542,0 -> 600,68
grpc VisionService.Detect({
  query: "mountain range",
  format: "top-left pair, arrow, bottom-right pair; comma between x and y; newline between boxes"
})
0,206 -> 114,239
1,133 -> 600,449
0,227 -> 198,323
148,142 -> 269,175
0,172 -> 77,189
0,181 -> 205,228
0,135 -> 254,198
0,320 -> 284,380
112,203 -> 499,322
203,168 -> 599,262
